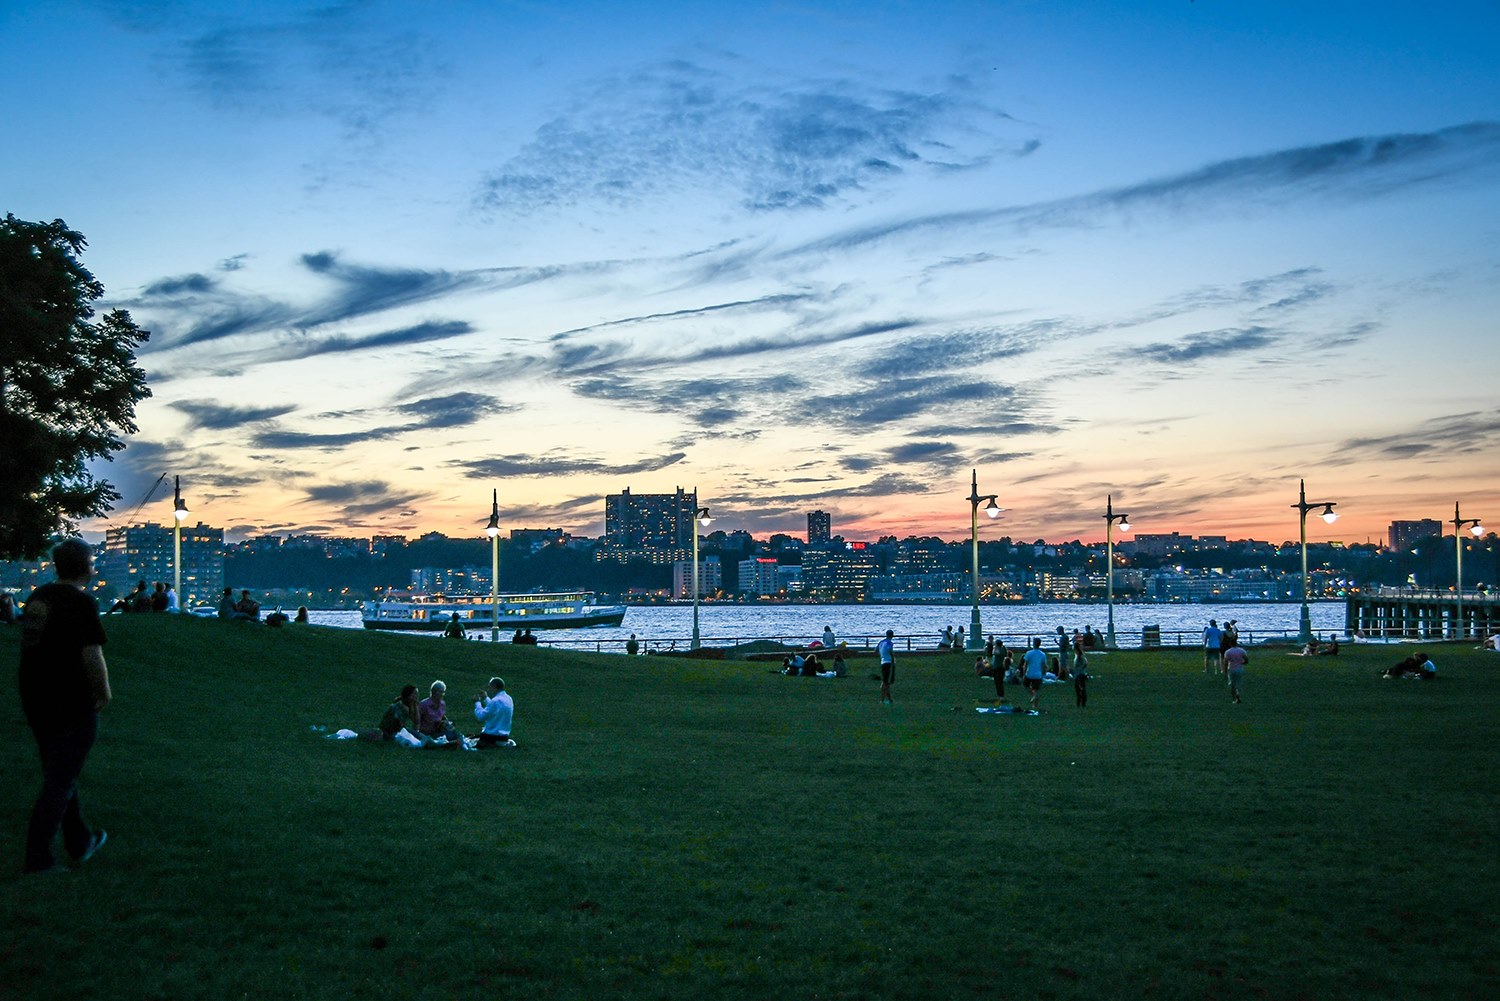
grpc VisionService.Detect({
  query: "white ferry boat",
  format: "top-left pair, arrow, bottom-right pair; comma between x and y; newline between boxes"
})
361,591 -> 626,632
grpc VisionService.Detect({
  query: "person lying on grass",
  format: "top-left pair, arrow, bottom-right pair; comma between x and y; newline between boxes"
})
473,677 -> 516,748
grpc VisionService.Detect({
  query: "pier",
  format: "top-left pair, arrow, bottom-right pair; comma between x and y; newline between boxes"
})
1345,587 -> 1500,640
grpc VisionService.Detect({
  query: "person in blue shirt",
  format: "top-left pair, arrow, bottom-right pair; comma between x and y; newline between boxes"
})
1021,638 -> 1049,712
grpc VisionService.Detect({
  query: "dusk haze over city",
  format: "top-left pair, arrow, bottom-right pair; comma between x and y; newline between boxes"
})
5,0 -> 1498,545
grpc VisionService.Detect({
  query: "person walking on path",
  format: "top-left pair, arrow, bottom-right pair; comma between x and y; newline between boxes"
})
877,629 -> 896,704
1074,652 -> 1090,708
18,539 -> 112,874
1224,642 -> 1249,703
1203,619 -> 1224,675
1021,638 -> 1049,712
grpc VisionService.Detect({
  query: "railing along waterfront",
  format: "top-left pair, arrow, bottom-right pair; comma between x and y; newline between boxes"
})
531,626 -> 1320,655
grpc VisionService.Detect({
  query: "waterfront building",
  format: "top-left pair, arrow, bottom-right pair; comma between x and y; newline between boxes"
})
738,557 -> 780,596
672,556 -> 721,598
1389,519 -> 1443,553
807,510 -> 831,545
601,487 -> 698,561
866,572 -> 964,601
801,542 -> 878,600
98,522 -> 225,607
776,564 -> 804,594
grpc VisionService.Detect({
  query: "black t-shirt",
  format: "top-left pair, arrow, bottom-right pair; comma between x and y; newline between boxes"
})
18,582 -> 107,729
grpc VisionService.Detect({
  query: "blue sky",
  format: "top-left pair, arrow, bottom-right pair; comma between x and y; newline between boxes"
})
5,0 -> 1498,544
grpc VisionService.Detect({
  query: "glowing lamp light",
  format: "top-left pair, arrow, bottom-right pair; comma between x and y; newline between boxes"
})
985,499 -> 1002,519
1471,523 -> 1486,537
697,508 -> 712,528
1321,505 -> 1339,524
1118,518 -> 1132,533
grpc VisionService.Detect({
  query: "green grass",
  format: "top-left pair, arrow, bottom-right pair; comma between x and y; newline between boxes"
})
2,618 -> 1497,1000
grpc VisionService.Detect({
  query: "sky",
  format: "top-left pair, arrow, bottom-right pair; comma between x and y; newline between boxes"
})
4,0 -> 1499,547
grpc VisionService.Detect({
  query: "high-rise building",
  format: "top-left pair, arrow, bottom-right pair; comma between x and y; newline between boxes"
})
1389,519 -> 1443,553
807,510 -> 831,545
98,522 -> 225,608
602,487 -> 699,561
801,542 -> 878,599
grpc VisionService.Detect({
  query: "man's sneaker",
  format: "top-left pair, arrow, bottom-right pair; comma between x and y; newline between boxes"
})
77,830 -> 107,865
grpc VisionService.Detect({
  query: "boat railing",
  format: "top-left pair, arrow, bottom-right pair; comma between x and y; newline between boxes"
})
520,626 -> 1324,654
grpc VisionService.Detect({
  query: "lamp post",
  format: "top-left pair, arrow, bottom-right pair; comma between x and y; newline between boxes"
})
1102,494 -> 1131,649
1291,479 -> 1338,645
484,489 -> 500,643
171,476 -> 188,610
1452,501 -> 1484,640
690,501 -> 712,650
965,469 -> 1001,651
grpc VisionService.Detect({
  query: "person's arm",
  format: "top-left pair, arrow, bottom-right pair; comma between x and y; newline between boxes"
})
83,645 -> 111,712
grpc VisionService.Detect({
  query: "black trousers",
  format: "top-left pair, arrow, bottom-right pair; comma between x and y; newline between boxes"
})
1075,678 -> 1087,707
26,714 -> 98,871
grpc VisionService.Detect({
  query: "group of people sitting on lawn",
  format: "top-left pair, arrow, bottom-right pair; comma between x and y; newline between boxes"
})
1382,653 -> 1437,680
780,651 -> 848,677
375,678 -> 516,748
1301,637 -> 1340,656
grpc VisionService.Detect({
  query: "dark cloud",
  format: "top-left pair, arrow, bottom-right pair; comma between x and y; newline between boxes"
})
251,429 -> 381,450
169,399 -> 296,430
883,440 -> 964,468
217,253 -> 250,271
145,273 -> 217,296
1129,326 -> 1281,365
478,60 -> 1030,215
393,392 -> 517,430
453,451 -> 688,479
301,480 -> 427,518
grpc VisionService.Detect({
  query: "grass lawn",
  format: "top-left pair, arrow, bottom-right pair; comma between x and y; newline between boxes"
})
2,616 -> 1497,1000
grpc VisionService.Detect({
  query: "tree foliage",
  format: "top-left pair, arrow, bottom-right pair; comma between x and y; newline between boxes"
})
0,214 -> 151,559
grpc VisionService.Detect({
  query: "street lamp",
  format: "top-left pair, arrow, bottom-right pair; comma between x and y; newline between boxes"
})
485,488 -> 501,642
690,500 -> 712,650
1291,479 -> 1338,645
171,476 -> 188,610
1452,501 -> 1484,640
1102,494 -> 1131,649
965,469 -> 1001,651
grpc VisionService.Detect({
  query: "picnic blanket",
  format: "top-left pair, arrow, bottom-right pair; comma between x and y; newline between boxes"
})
976,706 -> 1040,716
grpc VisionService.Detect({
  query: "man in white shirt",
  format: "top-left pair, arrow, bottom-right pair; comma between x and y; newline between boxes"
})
1021,638 -> 1049,712
472,677 -> 515,748
876,630 -> 895,704
1203,619 -> 1223,674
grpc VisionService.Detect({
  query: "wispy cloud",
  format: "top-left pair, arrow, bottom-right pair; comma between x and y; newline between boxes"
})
1326,409 -> 1500,465
778,122 -> 1500,260
478,59 -> 1031,215
453,451 -> 688,479
1128,326 -> 1282,365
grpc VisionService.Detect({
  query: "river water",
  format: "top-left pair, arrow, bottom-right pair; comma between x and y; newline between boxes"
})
308,601 -> 1346,652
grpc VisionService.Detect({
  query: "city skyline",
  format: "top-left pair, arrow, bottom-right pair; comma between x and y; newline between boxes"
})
5,2 -> 1498,546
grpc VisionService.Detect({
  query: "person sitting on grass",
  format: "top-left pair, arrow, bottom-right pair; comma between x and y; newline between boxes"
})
417,681 -> 460,743
1415,652 -> 1436,680
832,652 -> 848,677
377,685 -> 421,741
801,652 -> 821,677
217,587 -> 236,620
472,677 -> 515,748
1383,656 -> 1419,679
234,590 -> 261,622
443,613 -> 464,639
